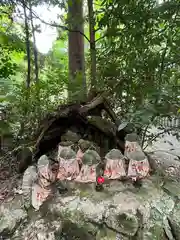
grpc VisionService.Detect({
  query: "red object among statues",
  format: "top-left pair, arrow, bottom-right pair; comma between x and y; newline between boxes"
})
97,176 -> 105,184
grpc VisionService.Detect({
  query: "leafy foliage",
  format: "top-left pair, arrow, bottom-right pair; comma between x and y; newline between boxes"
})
0,0 -> 179,146
0,5 -> 68,142
94,0 -> 180,124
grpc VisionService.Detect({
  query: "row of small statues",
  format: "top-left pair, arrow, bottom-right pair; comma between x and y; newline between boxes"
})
22,133 -> 150,210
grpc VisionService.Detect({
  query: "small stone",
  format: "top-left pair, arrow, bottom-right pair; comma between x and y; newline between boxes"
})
0,205 -> 27,236
78,139 -> 100,154
78,139 -> 93,151
61,130 -> 80,143
104,206 -> 139,236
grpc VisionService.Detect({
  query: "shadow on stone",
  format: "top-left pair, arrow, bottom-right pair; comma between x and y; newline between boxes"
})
57,220 -> 95,240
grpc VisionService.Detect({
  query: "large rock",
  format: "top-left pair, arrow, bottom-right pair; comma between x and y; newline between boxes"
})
163,180 -> 180,199
0,197 -> 27,238
1,175 -> 180,239
147,151 -> 180,179
168,203 -> 180,240
145,126 -> 180,157
12,216 -> 62,240
59,219 -> 94,240
104,207 -> 139,236
48,177 -> 179,238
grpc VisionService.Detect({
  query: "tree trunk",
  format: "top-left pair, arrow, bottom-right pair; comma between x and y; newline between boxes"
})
29,2 -> 41,122
88,0 -> 96,87
68,0 -> 86,102
29,2 -> 38,83
22,0 -> 31,88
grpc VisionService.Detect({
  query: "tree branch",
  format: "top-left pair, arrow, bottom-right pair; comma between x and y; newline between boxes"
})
18,0 -> 90,43
95,33 -> 106,42
143,126 -> 179,150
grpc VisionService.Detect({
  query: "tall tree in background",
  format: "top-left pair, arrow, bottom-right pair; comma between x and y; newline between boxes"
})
67,0 -> 86,102
88,0 -> 96,87
22,0 -> 31,88
29,1 -> 39,83
0,0 -> 179,143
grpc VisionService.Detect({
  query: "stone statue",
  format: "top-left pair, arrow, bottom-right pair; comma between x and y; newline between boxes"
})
124,133 -> 150,182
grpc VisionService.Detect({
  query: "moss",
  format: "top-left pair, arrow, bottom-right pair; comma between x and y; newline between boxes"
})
163,180 -> 180,199
56,220 -> 96,240
96,227 -> 118,240
79,190 -> 92,199
143,225 -> 166,240
58,208 -> 98,236
115,213 -> 139,236
77,184 -> 113,202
